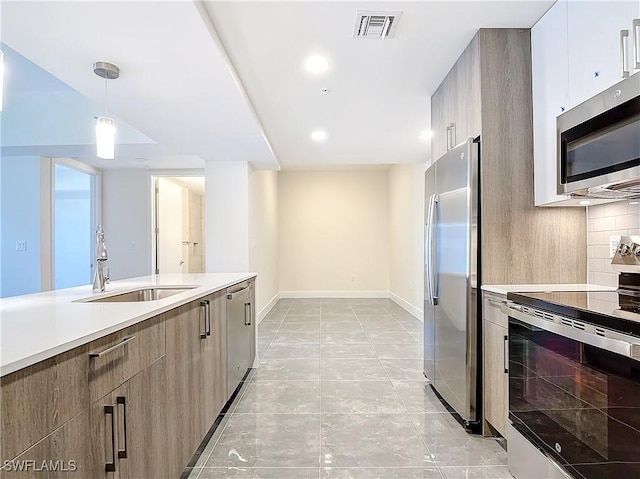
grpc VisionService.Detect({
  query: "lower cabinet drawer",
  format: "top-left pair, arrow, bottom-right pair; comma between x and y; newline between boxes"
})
1,346 -> 90,464
88,314 -> 165,403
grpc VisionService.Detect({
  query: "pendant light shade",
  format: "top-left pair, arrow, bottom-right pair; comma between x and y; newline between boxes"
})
93,61 -> 119,160
96,116 -> 115,159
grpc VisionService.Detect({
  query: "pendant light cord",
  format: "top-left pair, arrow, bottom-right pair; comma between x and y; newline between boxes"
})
104,77 -> 108,116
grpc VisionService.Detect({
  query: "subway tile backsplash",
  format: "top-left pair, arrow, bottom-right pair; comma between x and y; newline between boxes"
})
587,201 -> 640,287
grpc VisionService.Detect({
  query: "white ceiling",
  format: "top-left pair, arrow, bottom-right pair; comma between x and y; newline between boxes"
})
1,1 -> 554,171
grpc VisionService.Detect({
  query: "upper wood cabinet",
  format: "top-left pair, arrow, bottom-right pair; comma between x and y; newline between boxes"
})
431,35 -> 481,162
532,0 -> 640,206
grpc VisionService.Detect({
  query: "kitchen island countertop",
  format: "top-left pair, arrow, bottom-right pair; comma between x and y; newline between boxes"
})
481,283 -> 616,296
0,273 -> 255,377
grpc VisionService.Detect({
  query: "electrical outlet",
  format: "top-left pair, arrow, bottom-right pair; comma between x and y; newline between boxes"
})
15,240 -> 26,251
610,235 -> 621,258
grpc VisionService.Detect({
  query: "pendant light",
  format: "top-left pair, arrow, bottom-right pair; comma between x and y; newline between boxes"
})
93,61 -> 119,160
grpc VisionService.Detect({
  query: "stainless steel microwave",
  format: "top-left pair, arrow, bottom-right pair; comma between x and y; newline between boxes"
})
557,74 -> 640,199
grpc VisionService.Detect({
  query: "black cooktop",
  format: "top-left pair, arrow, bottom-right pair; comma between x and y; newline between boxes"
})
507,288 -> 640,338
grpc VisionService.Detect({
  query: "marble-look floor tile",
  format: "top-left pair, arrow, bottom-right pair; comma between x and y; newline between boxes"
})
373,343 -> 423,359
276,322 -> 321,333
322,467 -> 442,478
205,413 -> 321,468
366,330 -> 419,345
321,380 -> 406,413
321,330 -> 370,344
263,342 -> 321,360
257,322 -> 282,335
392,381 -> 448,413
411,414 -> 507,466
252,359 -> 320,381
380,359 -> 426,381
235,380 -> 321,413
321,358 -> 388,381
321,321 -> 363,332
438,465 -> 512,478
394,317 -> 424,334
321,413 -> 435,467
184,468 -> 200,479
321,343 -> 377,359
199,468 -> 320,479
272,331 -> 320,344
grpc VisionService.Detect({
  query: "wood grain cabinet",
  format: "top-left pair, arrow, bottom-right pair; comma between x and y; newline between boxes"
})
90,358 -> 167,479
164,292 -> 228,478
482,291 -> 508,437
1,283 -> 252,479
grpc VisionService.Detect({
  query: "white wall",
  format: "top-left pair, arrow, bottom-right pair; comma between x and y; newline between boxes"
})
388,163 -> 428,319
0,156 -> 43,297
205,161 -> 250,272
249,168 -> 279,318
102,169 -> 152,280
587,201 -> 640,287
278,170 -> 390,296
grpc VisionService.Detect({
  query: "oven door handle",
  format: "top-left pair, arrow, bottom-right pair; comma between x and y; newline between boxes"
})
503,306 -> 640,361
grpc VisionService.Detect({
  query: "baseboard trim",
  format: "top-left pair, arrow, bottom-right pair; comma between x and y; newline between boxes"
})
279,291 -> 390,299
389,292 -> 424,322
257,292 -> 281,324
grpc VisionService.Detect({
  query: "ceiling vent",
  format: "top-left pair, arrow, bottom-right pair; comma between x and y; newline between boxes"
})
353,11 -> 402,39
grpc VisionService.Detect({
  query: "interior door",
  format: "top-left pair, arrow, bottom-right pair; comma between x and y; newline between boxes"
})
157,177 -> 184,274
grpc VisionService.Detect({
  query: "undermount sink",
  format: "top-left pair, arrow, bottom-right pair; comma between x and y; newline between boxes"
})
81,286 -> 198,303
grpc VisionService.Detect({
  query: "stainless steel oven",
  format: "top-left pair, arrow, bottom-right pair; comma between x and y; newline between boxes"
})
557,73 -> 640,199
504,301 -> 640,479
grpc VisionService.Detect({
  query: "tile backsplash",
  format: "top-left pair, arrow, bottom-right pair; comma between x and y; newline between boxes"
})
587,201 -> 640,287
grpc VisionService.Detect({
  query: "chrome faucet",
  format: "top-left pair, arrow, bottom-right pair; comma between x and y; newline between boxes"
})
93,225 -> 110,292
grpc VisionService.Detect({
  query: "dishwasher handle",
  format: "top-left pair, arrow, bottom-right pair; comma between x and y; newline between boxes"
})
227,284 -> 250,300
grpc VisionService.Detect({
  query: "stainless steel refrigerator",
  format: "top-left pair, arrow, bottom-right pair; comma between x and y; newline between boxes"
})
424,137 -> 480,429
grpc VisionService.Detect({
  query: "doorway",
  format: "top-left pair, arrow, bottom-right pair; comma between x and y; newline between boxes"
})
52,160 -> 100,289
152,176 -> 205,274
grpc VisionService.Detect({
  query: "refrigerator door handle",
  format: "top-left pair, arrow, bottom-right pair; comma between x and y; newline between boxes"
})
426,194 -> 439,306
425,195 -> 434,304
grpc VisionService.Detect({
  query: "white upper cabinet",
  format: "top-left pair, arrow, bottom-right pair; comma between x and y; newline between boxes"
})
532,0 -> 572,206
567,1 -> 640,107
532,0 -> 640,206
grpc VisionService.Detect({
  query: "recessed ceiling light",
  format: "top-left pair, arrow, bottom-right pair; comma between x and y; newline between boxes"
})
578,200 -> 591,205
305,56 -> 329,74
629,201 -> 639,205
311,130 -> 327,141
419,130 -> 433,141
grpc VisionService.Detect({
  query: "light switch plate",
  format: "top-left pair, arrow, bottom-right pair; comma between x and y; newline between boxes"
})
610,235 -> 621,258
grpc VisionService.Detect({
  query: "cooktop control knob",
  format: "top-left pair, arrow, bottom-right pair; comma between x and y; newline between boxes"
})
633,243 -> 640,256
619,243 -> 631,255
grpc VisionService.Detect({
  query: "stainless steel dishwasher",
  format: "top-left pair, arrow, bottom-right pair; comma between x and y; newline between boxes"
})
226,281 -> 255,397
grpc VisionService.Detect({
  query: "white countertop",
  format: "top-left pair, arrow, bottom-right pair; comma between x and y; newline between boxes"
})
481,283 -> 616,296
0,273 -> 255,377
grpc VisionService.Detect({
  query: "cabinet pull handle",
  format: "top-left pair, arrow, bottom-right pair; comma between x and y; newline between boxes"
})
244,302 -> 251,326
205,299 -> 211,336
200,301 -> 207,339
503,335 -> 509,374
446,126 -> 450,151
104,405 -> 116,472
486,297 -> 506,308
116,396 -> 128,459
450,122 -> 456,148
89,336 -> 136,358
621,29 -> 630,78
633,19 -> 640,70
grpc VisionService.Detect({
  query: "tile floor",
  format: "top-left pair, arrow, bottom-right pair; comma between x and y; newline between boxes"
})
185,299 -> 510,479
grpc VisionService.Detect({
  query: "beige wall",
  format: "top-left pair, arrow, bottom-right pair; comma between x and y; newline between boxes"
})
249,169 -> 279,318
587,201 -> 640,287
278,170 -> 390,295
388,163 -> 428,318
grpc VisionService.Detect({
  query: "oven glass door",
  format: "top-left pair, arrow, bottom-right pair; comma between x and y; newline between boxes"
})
560,96 -> 640,185
509,316 -> 640,479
